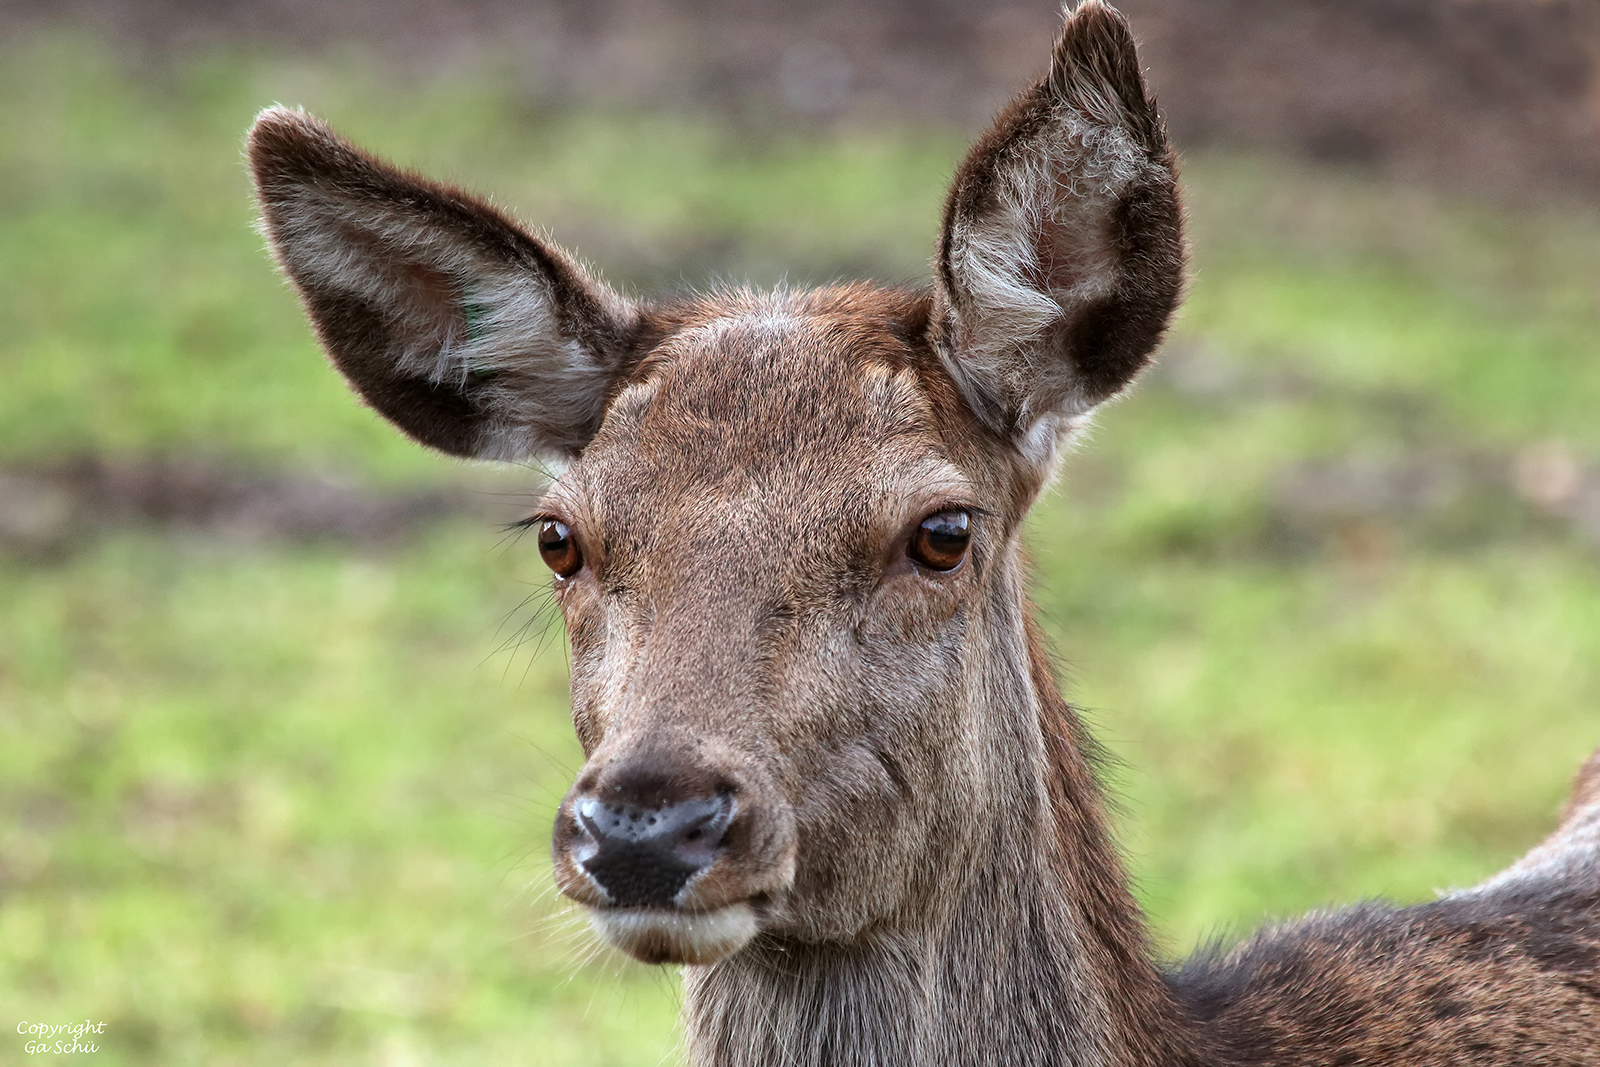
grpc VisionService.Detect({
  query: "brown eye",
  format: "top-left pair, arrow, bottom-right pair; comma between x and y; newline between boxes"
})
908,510 -> 970,572
537,520 -> 583,578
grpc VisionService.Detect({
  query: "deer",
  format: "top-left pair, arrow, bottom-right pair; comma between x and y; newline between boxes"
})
246,2 -> 1600,1063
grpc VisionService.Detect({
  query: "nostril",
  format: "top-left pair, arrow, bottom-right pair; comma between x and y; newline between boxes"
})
568,791 -> 737,908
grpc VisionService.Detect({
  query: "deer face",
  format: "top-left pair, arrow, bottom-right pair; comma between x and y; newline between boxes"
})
248,0 -> 1181,968
539,300 -> 1033,961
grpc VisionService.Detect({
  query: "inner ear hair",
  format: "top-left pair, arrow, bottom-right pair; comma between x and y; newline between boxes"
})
248,107 -> 640,462
933,0 -> 1185,448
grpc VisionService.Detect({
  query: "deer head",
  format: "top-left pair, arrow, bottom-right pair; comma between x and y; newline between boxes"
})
249,0 -> 1181,973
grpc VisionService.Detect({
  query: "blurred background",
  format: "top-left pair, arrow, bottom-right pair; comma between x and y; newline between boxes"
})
2,0 -> 1598,1063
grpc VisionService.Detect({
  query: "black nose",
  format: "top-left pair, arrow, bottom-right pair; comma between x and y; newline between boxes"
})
573,793 -> 735,908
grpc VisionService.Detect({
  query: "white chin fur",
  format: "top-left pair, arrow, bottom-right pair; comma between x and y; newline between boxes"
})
590,904 -> 759,965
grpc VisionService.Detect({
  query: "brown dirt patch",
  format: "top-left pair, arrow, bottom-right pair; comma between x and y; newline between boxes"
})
5,0 -> 1598,201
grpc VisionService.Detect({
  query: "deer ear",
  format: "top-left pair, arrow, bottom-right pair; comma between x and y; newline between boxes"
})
247,107 -> 639,462
933,0 -> 1184,453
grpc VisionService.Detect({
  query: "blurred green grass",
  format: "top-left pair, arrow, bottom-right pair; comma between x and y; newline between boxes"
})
2,36 -> 1598,1066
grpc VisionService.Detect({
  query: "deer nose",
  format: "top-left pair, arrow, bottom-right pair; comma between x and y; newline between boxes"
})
572,792 -> 735,908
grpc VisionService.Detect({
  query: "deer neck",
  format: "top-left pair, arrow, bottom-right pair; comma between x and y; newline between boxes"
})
681,609 -> 1205,1067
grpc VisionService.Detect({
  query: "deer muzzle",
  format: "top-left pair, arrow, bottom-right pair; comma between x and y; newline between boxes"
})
573,792 -> 735,907
552,747 -> 796,965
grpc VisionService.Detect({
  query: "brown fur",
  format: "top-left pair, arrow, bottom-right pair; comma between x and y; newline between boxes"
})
248,2 -> 1600,1064
1567,752 -> 1600,824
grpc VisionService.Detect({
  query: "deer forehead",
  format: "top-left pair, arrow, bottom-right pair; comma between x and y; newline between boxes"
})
548,310 -> 979,563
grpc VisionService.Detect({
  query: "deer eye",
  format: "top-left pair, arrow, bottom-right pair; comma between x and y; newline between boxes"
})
908,511 -> 970,572
537,520 -> 583,578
